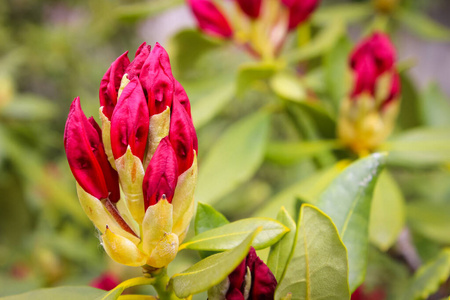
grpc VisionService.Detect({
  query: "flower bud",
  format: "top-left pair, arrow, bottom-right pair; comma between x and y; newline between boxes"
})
188,0 -> 233,39
208,247 -> 277,300
338,32 -> 401,154
65,43 -> 198,269
282,0 -> 320,31
237,0 -> 262,19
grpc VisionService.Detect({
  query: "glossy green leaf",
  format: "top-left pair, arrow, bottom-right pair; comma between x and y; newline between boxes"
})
369,170 -> 405,251
265,140 -> 341,165
275,205 -> 350,300
195,203 -> 229,235
267,207 -> 297,282
255,160 -> 350,219
172,228 -> 260,298
394,9 -> 450,41
419,83 -> 450,127
187,77 -> 235,128
407,201 -> 450,244
285,19 -> 344,63
97,277 -> 156,300
195,111 -> 270,205
313,2 -> 372,25
270,72 -> 306,102
180,218 -> 289,251
382,127 -> 450,167
2,286 -> 107,300
401,248 -> 450,300
237,62 -> 279,96
317,153 -> 386,292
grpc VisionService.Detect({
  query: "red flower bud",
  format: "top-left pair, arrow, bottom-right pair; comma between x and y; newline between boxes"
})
237,0 -> 262,19
110,77 -> 149,161
351,285 -> 386,300
126,42 -> 152,79
350,32 -> 395,76
169,98 -> 198,174
188,0 -> 233,39
140,43 -> 175,116
90,272 -> 120,291
283,0 -> 320,31
174,79 -> 191,117
226,247 -> 277,300
351,55 -> 377,98
64,97 -> 120,202
99,52 -> 130,120
142,137 -> 179,208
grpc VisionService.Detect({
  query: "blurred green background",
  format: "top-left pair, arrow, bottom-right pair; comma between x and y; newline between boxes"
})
1,0 -> 450,298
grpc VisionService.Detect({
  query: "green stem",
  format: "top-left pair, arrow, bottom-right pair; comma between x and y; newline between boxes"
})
143,267 -> 181,300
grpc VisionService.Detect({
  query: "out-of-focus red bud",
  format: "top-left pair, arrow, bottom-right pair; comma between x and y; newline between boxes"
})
169,99 -> 198,175
351,56 -> 377,98
350,32 -> 395,76
237,0 -> 262,19
226,247 -> 277,299
64,97 -> 120,202
284,0 -> 320,31
110,77 -> 149,161
99,52 -> 130,120
174,79 -> 191,117
142,137 -> 179,208
188,0 -> 233,38
381,71 -> 401,109
126,42 -> 152,79
90,272 -> 120,291
140,43 -> 175,116
351,285 -> 386,300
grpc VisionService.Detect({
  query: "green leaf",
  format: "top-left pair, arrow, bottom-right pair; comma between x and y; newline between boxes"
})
313,2 -> 372,25
402,248 -> 450,300
0,95 -> 57,121
369,170 -> 406,251
195,202 -> 229,235
275,205 -> 350,300
180,218 -> 289,251
195,111 -> 270,205
394,9 -> 450,41
265,140 -> 341,165
267,207 -> 297,282
237,62 -> 279,96
254,160 -> 349,218
1,286 -> 107,300
407,201 -> 450,244
96,277 -> 156,300
382,127 -> 450,167
284,19 -> 344,63
186,76 -> 235,128
418,83 -> 450,127
270,72 -> 306,102
172,228 -> 261,298
317,153 -> 386,292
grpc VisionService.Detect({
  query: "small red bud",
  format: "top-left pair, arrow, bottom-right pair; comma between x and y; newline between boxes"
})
237,0 -> 262,19
188,0 -> 233,39
283,0 -> 320,31
142,137 -> 179,208
110,77 -> 149,161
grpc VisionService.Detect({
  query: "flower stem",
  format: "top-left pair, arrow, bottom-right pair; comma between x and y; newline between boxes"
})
143,266 -> 182,300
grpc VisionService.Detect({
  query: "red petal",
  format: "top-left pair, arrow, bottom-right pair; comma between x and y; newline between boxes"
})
351,56 -> 377,98
237,0 -> 262,19
64,97 -> 109,200
90,272 -> 120,291
169,99 -> 198,174
110,77 -> 149,161
126,42 -> 152,79
287,0 -> 320,31
174,79 -> 191,117
226,288 -> 245,300
140,43 -> 175,116
99,52 -> 130,120
247,248 -> 277,300
142,137 -> 179,208
227,259 -> 246,294
188,0 -> 233,38
381,71 -> 401,110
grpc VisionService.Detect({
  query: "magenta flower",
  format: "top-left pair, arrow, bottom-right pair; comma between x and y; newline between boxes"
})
282,0 -> 320,31
188,0 -> 233,38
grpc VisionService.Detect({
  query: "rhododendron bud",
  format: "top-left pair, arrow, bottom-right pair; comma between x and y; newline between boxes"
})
283,0 -> 320,31
90,272 -> 120,291
188,0 -> 233,38
338,32 -> 401,154
237,0 -> 262,19
64,42 -> 198,269
208,247 -> 277,300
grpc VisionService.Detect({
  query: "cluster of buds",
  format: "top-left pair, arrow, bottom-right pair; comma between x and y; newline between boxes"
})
188,0 -> 320,60
338,32 -> 401,155
208,247 -> 277,299
64,43 -> 198,268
